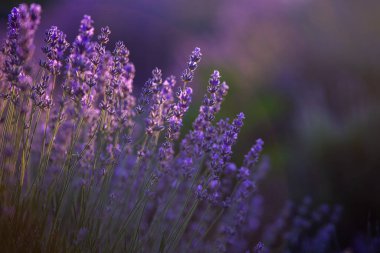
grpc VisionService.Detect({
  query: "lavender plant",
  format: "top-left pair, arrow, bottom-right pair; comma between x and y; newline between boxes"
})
262,197 -> 343,253
0,4 -> 266,252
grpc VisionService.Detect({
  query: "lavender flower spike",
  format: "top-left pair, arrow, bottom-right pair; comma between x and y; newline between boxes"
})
41,26 -> 69,75
181,47 -> 202,84
2,4 -> 41,91
145,67 -> 164,135
238,138 -> 264,180
158,48 -> 201,170
210,113 -> 245,176
64,15 -> 96,102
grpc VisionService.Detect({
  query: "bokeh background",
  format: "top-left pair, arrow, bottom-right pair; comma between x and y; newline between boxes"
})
2,0 -> 380,249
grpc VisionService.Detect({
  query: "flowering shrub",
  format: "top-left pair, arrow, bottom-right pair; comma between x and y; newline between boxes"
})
0,4 -> 266,252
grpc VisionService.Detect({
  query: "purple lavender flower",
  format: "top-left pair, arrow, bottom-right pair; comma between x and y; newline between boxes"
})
107,41 -> 136,129
136,79 -> 154,115
158,85 -> 193,170
158,48 -> 202,170
31,74 -> 52,109
97,26 -> 111,46
192,113 -> 246,207
254,242 -> 266,253
181,47 -> 202,83
96,51 -> 113,98
158,85 -> 193,169
177,70 -> 229,178
13,4 -> 41,64
193,70 -> 222,131
40,26 -> 70,75
161,75 -> 176,116
238,138 -> 264,180
1,4 -> 41,92
145,68 -> 164,135
64,15 -> 96,102
245,139 -> 264,167
210,113 -> 245,176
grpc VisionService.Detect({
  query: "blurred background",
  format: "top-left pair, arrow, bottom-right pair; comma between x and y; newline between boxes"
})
2,0 -> 380,249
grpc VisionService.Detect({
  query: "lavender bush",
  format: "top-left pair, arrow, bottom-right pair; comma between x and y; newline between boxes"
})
0,4 -> 266,252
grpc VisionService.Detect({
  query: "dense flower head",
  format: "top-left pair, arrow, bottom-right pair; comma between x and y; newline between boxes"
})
1,3 -> 41,92
97,26 -> 111,45
208,70 -> 221,92
161,75 -> 176,113
165,86 -> 193,139
189,47 -> 202,65
145,67 -> 164,135
175,70 -> 230,180
181,47 -> 202,83
193,70 -> 226,131
238,138 -> 264,180
31,74 -> 52,109
191,113 -> 248,209
79,15 -> 94,38
102,40 -> 136,130
64,15 -> 96,102
113,41 -> 129,68
209,113 -> 245,175
136,79 -> 154,115
95,51 -> 113,94
10,4 -> 41,63
244,138 -> 264,167
156,48 -> 202,172
40,26 -> 70,75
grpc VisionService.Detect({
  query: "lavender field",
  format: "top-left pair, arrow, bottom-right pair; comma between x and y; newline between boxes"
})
1,1 -> 379,252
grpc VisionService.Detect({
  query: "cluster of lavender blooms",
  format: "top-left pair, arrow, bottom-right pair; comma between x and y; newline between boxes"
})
0,4 -> 269,252
262,197 -> 343,253
6,3 -> 375,253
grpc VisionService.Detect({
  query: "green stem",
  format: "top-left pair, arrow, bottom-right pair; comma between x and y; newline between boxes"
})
166,199 -> 200,253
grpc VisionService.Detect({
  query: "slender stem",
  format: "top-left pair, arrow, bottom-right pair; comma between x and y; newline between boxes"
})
186,204 -> 212,250
201,208 -> 224,241
165,157 -> 204,244
123,135 -> 149,205
166,199 -> 200,253
20,105 -> 36,186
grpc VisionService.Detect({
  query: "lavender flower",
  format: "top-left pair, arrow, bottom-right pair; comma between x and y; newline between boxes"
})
40,26 -> 70,75
238,138 -> 264,180
262,199 -> 342,253
210,113 -> 245,176
31,74 -> 52,109
193,70 -> 223,131
145,67 -> 164,135
254,242 -> 267,253
180,47 -> 201,83
177,70 -> 228,178
158,48 -> 202,171
109,41 -> 136,129
1,4 -> 41,92
136,79 -> 154,115
97,26 -> 111,46
64,15 -> 96,103
162,47 -> 201,140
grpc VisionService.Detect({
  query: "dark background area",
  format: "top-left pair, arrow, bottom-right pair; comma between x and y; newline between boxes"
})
2,0 -> 380,248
